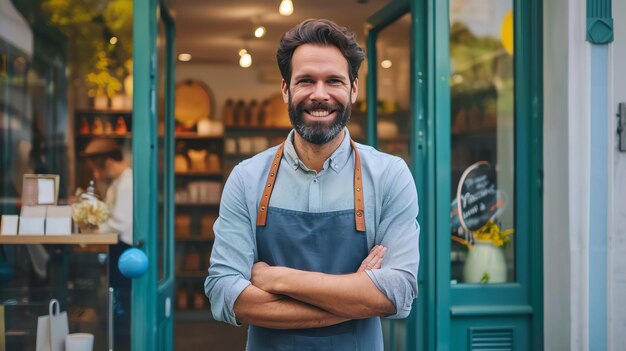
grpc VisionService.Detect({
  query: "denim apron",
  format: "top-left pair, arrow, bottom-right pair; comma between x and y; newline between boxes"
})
247,140 -> 383,351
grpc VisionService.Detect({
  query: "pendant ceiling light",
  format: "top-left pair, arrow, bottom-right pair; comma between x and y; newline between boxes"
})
279,0 -> 294,16
239,49 -> 252,68
254,25 -> 266,38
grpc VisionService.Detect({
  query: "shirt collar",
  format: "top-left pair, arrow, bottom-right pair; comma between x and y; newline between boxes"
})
283,128 -> 353,174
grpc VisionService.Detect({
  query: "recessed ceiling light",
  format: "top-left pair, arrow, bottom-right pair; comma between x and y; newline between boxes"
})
254,26 -> 266,38
178,53 -> 192,62
279,0 -> 294,16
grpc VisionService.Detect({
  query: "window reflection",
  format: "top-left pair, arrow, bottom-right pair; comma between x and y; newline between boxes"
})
375,14 -> 411,165
449,1 -> 515,284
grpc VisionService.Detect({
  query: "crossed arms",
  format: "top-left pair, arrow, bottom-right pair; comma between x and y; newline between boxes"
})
205,158 -> 420,328
233,245 -> 395,329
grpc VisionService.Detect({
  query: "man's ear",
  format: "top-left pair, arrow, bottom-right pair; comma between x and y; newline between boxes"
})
281,79 -> 289,104
351,78 -> 358,104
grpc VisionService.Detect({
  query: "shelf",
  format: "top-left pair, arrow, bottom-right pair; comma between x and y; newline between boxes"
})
175,171 -> 222,177
175,203 -> 220,208
175,310 -> 214,322
176,271 -> 207,278
76,109 -> 132,114
0,233 -> 118,245
225,125 -> 292,132
174,133 -> 223,140
176,236 -> 214,242
77,134 -> 132,139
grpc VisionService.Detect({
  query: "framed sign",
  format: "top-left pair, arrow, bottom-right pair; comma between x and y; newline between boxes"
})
450,161 -> 507,245
21,174 -> 60,206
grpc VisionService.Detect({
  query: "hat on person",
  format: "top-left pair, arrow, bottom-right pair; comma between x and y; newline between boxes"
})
81,138 -> 120,157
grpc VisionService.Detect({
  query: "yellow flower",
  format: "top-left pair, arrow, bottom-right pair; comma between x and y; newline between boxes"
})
72,200 -> 110,226
472,220 -> 514,247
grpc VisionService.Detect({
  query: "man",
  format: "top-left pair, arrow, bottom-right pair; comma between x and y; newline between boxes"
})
205,19 -> 419,350
81,138 -> 133,351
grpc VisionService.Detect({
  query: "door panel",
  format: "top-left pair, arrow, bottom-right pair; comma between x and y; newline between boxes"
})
442,0 -> 543,349
132,1 -> 175,350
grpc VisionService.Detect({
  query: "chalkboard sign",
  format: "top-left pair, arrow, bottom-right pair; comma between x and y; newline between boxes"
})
455,161 -> 498,232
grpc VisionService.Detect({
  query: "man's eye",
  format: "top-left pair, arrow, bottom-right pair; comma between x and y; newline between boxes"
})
328,79 -> 343,85
298,79 -> 313,84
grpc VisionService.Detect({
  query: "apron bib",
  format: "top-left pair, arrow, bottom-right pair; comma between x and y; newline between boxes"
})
247,141 -> 383,351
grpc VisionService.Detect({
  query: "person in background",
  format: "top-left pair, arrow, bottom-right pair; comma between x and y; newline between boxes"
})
205,19 -> 420,350
81,138 -> 132,351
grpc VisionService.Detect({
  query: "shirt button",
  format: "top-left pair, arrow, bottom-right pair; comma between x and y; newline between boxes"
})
313,179 -> 318,183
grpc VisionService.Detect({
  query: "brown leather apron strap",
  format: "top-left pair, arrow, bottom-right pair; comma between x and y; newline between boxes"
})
256,139 -> 365,232
350,140 -> 366,232
256,143 -> 284,227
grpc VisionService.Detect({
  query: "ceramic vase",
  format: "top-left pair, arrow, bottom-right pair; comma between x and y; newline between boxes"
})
463,240 -> 506,283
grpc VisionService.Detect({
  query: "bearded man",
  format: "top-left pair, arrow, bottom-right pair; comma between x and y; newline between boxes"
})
205,18 -> 420,351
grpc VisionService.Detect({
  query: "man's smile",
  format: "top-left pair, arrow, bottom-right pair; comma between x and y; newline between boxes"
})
305,108 -> 336,119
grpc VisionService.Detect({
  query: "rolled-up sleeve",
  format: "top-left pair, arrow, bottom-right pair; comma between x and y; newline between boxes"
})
204,166 -> 255,326
366,158 -> 420,319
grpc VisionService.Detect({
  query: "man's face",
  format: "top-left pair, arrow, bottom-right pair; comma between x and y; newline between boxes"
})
281,44 -> 358,145
86,159 -> 114,183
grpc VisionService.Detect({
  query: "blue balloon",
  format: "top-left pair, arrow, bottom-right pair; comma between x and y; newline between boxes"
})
118,248 -> 148,279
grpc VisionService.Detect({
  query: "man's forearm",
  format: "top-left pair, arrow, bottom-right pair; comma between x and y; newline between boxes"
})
267,269 -> 396,319
233,284 -> 349,329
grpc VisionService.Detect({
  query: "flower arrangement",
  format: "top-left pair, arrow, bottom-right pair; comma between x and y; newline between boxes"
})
472,220 -> 514,247
72,199 -> 110,228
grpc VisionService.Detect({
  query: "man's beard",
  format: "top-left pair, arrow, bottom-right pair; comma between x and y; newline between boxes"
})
288,92 -> 351,145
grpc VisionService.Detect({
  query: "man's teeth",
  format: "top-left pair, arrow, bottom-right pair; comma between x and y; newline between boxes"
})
309,109 -> 331,117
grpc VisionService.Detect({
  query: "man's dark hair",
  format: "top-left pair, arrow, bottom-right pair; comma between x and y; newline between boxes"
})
86,149 -> 123,169
277,19 -> 365,87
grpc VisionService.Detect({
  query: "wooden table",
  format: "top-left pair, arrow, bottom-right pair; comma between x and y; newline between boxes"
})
0,233 -> 118,245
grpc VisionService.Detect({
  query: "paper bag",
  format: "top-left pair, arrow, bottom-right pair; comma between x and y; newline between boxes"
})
36,299 -> 69,351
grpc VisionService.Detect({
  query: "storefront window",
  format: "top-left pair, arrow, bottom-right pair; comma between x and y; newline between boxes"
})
1,1 -> 133,348
449,1 -> 515,284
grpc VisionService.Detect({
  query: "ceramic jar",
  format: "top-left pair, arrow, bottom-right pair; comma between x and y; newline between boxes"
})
463,240 -> 507,283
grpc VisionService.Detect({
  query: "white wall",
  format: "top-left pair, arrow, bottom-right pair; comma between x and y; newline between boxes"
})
543,0 -> 571,347
543,0 -> 590,349
610,0 -> 626,348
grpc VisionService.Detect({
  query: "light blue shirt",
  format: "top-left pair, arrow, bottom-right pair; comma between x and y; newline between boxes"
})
205,129 -> 420,326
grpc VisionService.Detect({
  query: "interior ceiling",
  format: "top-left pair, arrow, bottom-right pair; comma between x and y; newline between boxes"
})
168,0 -> 393,70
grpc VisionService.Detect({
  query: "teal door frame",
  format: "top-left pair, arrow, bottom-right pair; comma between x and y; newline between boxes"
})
132,1 -> 176,350
367,0 -> 543,349
432,0 -> 544,350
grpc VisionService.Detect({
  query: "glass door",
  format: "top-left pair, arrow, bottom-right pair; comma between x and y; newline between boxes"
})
435,0 -> 543,349
365,1 -> 426,349
131,1 -> 176,350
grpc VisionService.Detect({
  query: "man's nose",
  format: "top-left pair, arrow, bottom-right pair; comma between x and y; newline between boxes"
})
310,81 -> 330,101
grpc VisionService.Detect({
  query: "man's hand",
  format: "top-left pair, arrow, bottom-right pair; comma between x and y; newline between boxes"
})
251,261 -> 278,292
357,245 -> 387,272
